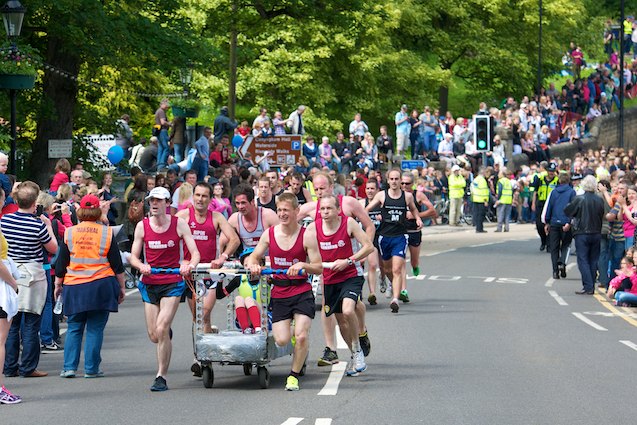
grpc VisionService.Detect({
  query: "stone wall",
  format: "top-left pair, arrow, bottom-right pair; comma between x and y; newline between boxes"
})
505,107 -> 637,170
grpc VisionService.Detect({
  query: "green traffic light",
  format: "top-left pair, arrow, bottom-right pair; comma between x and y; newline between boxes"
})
478,140 -> 486,149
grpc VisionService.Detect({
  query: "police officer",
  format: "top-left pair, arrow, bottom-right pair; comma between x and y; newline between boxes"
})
532,162 -> 558,250
494,169 -> 513,232
471,167 -> 490,233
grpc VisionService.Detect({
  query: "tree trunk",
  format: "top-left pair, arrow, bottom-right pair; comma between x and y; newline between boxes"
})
228,0 -> 238,120
30,36 -> 80,188
439,85 -> 449,115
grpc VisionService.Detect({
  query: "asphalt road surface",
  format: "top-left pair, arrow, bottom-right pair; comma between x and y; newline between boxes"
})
3,222 -> 637,425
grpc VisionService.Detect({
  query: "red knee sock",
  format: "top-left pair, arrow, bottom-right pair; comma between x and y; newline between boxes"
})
236,306 -> 250,330
248,306 -> 261,329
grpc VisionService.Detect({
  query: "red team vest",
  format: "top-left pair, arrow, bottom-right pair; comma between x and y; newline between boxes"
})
184,206 -> 217,262
316,216 -> 362,285
142,216 -> 182,285
268,226 -> 311,299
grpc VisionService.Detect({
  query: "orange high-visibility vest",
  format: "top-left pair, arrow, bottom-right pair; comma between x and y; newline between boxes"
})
63,221 -> 115,285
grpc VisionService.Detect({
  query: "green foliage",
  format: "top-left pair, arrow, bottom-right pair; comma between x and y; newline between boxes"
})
0,43 -> 39,76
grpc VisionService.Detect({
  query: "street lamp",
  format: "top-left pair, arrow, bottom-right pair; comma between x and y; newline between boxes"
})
179,63 -> 193,96
1,0 -> 26,175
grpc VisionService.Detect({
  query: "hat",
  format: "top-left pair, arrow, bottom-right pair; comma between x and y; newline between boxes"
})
520,103 -> 528,109
248,167 -> 257,176
547,163 -> 557,172
82,170 -> 92,180
451,164 -> 461,172
146,187 -> 171,201
445,133 -> 453,139
401,104 -> 408,109
601,92 -> 607,97
79,194 -> 100,209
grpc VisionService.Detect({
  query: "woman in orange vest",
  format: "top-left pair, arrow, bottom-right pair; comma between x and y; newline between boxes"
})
54,195 -> 126,378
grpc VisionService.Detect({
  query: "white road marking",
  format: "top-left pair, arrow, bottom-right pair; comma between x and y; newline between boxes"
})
315,419 -> 333,425
619,340 -> 637,352
424,249 -> 456,257
548,290 -> 568,306
572,312 -> 607,331
585,311 -> 637,319
545,277 -> 554,288
280,418 -> 304,425
334,325 -> 347,349
468,243 -> 495,248
318,362 -> 347,396
126,288 -> 139,296
567,263 -> 577,271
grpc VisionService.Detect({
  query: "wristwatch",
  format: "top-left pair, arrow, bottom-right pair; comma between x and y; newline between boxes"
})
347,259 -> 354,266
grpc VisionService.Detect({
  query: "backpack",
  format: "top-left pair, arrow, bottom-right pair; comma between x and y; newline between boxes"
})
127,199 -> 144,223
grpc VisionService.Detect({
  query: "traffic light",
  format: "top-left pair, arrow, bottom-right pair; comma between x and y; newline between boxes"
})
474,116 -> 491,152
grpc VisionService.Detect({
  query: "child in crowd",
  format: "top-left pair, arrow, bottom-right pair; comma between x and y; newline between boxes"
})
607,255 -> 637,306
0,153 -> 14,207
49,158 -> 71,194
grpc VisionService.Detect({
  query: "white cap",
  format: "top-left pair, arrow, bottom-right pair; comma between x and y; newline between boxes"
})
452,165 -> 461,172
146,187 -> 171,200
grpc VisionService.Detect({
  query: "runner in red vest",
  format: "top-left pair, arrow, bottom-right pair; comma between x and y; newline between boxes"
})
130,187 -> 200,392
245,193 -> 322,391
314,195 -> 373,376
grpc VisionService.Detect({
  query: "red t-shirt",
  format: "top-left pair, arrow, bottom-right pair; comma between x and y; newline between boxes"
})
141,216 -> 182,285
268,226 -> 311,298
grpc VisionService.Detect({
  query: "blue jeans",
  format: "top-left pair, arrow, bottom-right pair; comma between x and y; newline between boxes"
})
615,291 -> 637,306
157,129 -> 170,169
173,143 -> 183,163
608,238 -> 626,280
40,271 -> 54,345
63,310 -> 110,374
574,233 -> 601,292
597,234 -> 611,286
192,156 -> 209,183
625,236 -> 634,252
4,312 -> 42,376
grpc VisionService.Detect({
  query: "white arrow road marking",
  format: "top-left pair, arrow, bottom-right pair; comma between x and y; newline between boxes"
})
548,290 -> 568,306
572,312 -> 607,331
280,418 -> 304,425
334,325 -> 347,350
318,362 -> 347,396
619,340 -> 637,352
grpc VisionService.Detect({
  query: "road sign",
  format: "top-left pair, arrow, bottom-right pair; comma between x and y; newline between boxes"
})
48,139 -> 72,158
401,160 -> 427,170
239,135 -> 302,168
86,134 -> 116,168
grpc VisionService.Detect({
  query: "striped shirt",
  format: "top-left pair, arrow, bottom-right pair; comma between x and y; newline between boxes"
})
0,212 -> 51,263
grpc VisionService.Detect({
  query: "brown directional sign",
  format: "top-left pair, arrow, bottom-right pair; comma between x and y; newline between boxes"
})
239,135 -> 302,168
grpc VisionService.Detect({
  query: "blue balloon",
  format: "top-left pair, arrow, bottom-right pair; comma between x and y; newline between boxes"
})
107,145 -> 125,165
232,135 -> 244,148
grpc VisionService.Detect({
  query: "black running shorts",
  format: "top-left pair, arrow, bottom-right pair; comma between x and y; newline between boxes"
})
271,290 -> 315,323
407,231 -> 422,247
138,281 -> 185,305
323,276 -> 364,317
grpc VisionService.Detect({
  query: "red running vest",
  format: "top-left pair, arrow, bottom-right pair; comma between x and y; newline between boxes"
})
184,206 -> 217,263
268,226 -> 311,299
142,216 -> 182,285
316,216 -> 362,285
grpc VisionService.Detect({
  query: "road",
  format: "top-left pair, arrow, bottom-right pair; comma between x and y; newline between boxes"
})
3,222 -> 637,425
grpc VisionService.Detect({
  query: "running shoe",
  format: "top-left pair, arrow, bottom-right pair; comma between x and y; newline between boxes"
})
317,347 -> 339,366
285,375 -> 300,391
412,266 -> 420,276
385,282 -> 393,298
367,293 -> 377,305
191,362 -> 202,377
345,357 -> 359,377
0,386 -> 21,404
41,341 -> 63,353
390,298 -> 399,313
379,277 -> 387,293
359,331 -> 371,357
399,290 -> 410,303
353,350 -> 367,373
59,370 -> 76,378
150,376 -> 168,392
84,371 -> 104,378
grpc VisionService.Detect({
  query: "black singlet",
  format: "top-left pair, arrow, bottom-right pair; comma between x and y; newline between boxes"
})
378,189 -> 407,237
257,196 -> 277,212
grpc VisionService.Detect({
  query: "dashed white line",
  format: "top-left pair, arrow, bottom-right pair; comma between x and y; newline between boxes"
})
468,243 -> 496,248
572,312 -> 607,331
125,288 -> 139,296
548,290 -> 568,306
317,362 -> 347,396
545,278 -> 555,288
280,418 -> 304,425
424,249 -> 456,257
620,340 -> 637,352
334,325 -> 347,350
315,419 -> 333,425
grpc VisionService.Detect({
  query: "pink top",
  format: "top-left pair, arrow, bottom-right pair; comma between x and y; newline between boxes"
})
622,208 -> 637,238
610,272 -> 637,294
210,197 -> 232,218
50,172 -> 69,192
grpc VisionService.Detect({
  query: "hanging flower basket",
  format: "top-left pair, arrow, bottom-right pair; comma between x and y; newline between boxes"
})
172,106 -> 199,118
0,73 -> 35,89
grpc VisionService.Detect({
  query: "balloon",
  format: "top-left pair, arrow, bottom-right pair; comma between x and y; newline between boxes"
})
232,135 -> 244,148
107,145 -> 125,165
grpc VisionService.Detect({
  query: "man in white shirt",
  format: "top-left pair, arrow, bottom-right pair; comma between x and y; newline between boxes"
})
348,113 -> 368,138
437,134 -> 456,167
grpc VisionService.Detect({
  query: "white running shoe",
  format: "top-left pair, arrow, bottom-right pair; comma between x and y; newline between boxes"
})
353,350 -> 367,373
385,282 -> 393,298
345,357 -> 359,377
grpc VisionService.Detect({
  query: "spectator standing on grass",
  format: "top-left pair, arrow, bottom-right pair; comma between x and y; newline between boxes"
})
395,104 -> 410,159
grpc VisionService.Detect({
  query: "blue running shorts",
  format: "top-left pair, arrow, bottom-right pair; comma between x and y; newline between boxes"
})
378,234 -> 408,261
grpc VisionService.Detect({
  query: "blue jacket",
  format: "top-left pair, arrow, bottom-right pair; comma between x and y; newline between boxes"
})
543,184 -> 576,226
